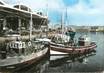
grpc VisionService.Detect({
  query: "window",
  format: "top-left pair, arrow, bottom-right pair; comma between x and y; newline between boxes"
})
0,2 -> 4,5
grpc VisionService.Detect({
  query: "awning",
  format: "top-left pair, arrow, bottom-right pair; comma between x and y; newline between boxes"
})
0,5 -> 47,19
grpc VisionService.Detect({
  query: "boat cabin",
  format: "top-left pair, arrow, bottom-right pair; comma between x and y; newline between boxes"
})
0,2 -> 48,38
78,35 -> 91,46
14,5 -> 32,12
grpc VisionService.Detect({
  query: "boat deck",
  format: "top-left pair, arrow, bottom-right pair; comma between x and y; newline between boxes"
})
0,35 -> 35,42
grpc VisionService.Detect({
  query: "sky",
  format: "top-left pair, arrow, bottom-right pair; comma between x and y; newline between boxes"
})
3,0 -> 104,26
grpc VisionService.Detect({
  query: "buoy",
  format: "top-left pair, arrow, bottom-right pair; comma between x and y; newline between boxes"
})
28,42 -> 31,46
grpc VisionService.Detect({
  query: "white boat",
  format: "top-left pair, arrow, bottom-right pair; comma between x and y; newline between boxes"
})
0,0 -> 49,69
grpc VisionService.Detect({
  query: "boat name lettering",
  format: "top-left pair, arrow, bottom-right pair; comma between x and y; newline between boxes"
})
9,41 -> 32,48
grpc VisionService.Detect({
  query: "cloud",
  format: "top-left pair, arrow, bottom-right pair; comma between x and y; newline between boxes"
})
4,0 -> 104,25
66,0 -> 104,15
90,0 -> 104,11
18,0 -> 65,12
62,0 -> 104,25
4,0 -> 104,15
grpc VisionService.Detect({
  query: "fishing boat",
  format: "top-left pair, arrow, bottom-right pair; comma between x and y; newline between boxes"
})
0,0 -> 49,69
50,31 -> 97,54
49,9 -> 97,55
50,29 -> 97,55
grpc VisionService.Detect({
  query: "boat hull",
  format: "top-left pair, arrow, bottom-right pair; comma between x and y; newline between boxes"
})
0,47 -> 49,71
50,42 -> 97,55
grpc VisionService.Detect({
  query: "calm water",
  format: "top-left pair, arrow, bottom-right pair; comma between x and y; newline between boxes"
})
1,32 -> 104,73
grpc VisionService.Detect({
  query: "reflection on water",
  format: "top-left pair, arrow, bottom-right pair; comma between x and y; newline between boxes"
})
1,32 -> 104,72
15,57 -> 49,73
0,49 -> 97,73
50,50 -> 96,67
0,57 -> 50,73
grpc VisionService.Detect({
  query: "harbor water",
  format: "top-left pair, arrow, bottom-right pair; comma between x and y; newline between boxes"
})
1,32 -> 104,73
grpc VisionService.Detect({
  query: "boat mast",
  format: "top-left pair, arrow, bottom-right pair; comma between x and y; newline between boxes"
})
3,18 -> 6,30
18,18 -> 21,35
18,0 -> 21,37
29,13 -> 33,40
65,8 -> 67,31
46,0 -> 48,38
18,0 -> 21,9
61,10 -> 64,38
